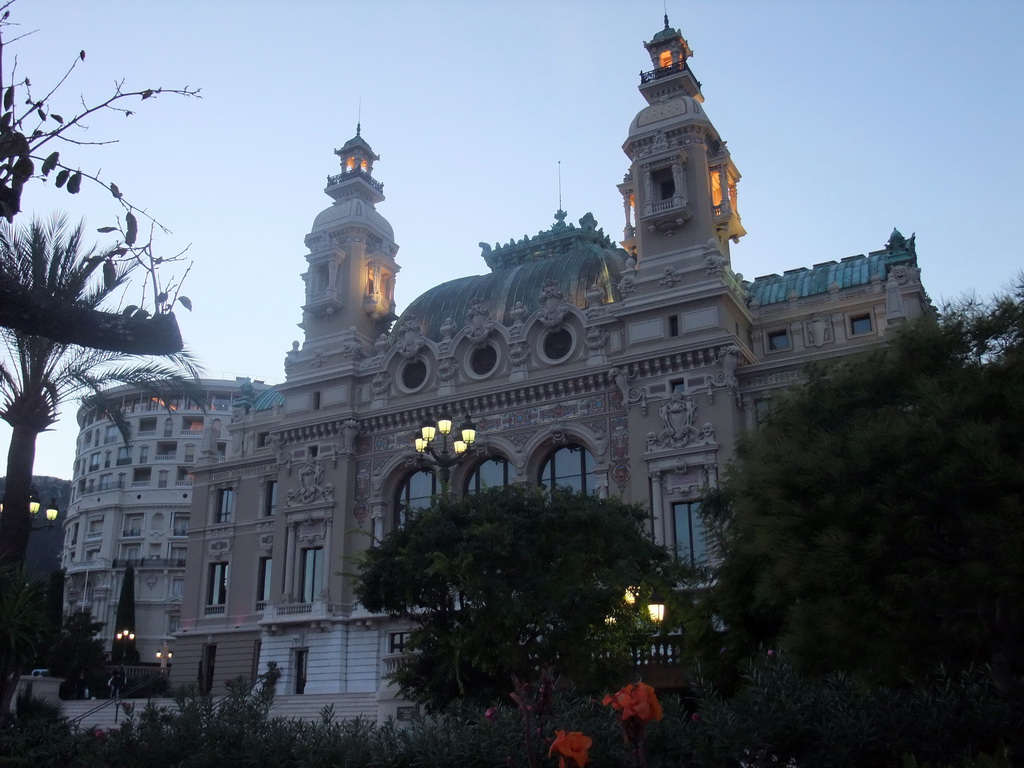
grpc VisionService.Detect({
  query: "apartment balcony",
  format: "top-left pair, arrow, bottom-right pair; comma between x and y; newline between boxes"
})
121,528 -> 142,537
154,455 -> 177,462
259,599 -> 342,631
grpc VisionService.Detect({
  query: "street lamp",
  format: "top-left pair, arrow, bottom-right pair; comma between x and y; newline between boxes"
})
413,409 -> 477,497
156,641 -> 173,672
29,496 -> 59,531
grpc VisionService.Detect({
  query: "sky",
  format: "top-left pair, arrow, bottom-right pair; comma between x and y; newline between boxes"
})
3,0 -> 1023,480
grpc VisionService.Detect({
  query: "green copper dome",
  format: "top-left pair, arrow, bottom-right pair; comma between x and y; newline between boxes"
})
392,212 -> 628,343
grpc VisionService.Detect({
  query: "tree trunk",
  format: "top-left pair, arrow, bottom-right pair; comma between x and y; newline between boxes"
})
0,422 -> 41,567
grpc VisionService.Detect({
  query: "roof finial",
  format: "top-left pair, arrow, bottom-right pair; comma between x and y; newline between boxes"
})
357,98 -> 362,137
664,0 -> 669,28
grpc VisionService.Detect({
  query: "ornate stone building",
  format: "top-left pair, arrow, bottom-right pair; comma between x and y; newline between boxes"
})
170,19 -> 928,718
60,378 -> 271,664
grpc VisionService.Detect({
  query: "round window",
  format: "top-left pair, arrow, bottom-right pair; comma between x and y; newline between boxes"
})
470,344 -> 498,376
401,359 -> 427,390
542,328 -> 574,361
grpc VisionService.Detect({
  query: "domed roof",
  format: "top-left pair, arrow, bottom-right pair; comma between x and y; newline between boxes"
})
391,212 -> 627,343
628,95 -> 709,138
309,197 -> 394,240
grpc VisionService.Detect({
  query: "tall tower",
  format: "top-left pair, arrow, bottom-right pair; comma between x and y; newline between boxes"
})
297,127 -> 399,366
619,16 -> 745,285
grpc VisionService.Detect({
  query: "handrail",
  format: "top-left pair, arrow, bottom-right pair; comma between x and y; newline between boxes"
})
67,675 -> 158,727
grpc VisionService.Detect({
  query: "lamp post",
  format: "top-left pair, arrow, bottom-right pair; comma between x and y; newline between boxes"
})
114,627 -> 136,665
413,409 -> 477,497
0,491 -> 59,531
156,641 -> 173,673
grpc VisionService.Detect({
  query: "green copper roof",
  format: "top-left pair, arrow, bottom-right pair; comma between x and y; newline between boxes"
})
251,387 -> 284,412
747,229 -> 917,306
392,212 -> 627,343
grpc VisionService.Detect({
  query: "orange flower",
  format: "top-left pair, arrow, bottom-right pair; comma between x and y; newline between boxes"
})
549,729 -> 592,768
602,682 -> 663,723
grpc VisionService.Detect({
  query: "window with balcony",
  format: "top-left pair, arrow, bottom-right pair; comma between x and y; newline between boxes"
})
163,418 -> 174,437
139,417 -> 157,435
132,467 -> 152,485
207,562 -> 229,606
672,500 -> 707,567
300,548 -> 322,603
172,514 -> 189,537
184,443 -> 196,463
139,445 -> 150,463
120,544 -> 141,562
156,442 -> 177,461
123,514 -> 143,537
99,473 -> 114,491
158,470 -> 169,488
88,453 -> 101,471
183,417 -> 204,434
116,447 -> 132,466
86,516 -> 104,539
105,425 -> 119,444
168,545 -> 187,565
257,557 -> 273,609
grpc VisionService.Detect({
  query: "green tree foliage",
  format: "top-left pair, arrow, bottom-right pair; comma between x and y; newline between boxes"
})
112,564 -> 138,663
0,566 -> 47,717
355,485 -> 677,710
0,214 -> 201,566
44,611 -> 106,686
697,281 -> 1024,700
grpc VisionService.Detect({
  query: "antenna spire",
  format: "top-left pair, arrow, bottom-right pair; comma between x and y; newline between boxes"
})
558,160 -> 563,211
357,98 -> 362,136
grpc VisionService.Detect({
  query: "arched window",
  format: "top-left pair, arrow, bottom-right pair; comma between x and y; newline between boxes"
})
538,444 -> 596,494
464,457 -> 512,495
393,469 -> 438,528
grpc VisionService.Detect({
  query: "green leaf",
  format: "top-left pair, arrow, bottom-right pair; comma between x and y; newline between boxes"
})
41,151 -> 59,176
156,292 -> 169,305
177,296 -> 192,311
36,108 -> 46,122
3,86 -> 13,111
54,169 -> 69,188
124,211 -> 137,246
109,182 -> 121,199
51,113 -> 63,124
66,171 -> 82,194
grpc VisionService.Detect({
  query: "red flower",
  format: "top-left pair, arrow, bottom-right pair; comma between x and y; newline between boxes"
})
549,730 -> 591,768
602,682 -> 663,723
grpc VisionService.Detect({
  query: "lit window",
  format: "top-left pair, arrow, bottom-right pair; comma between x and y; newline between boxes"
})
849,314 -> 873,335
767,330 -> 790,351
659,50 -> 672,68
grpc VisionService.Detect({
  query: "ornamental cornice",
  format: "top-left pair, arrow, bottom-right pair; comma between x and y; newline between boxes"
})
209,462 -> 279,482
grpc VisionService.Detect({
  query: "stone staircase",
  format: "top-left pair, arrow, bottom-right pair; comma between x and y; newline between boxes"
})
60,698 -> 177,731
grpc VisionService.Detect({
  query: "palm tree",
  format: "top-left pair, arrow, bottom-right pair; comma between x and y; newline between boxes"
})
0,214 -> 200,566
0,567 -> 48,718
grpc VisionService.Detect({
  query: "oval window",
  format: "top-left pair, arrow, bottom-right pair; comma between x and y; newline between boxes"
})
542,328 -> 573,361
470,344 -> 498,376
401,359 -> 427,390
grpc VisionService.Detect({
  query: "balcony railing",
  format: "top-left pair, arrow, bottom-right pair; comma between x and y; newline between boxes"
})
154,454 -> 177,462
111,557 -> 187,569
121,528 -> 142,537
639,60 -> 689,84
326,167 -> 384,194
205,605 -> 225,616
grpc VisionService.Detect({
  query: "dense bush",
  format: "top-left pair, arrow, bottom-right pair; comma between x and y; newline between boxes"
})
0,658 -> 1014,767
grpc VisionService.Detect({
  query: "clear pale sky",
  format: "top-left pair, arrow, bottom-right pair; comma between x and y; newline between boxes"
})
4,0 -> 1023,480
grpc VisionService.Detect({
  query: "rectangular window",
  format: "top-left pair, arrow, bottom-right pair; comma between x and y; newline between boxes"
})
99,473 -> 114,491
123,514 -> 143,537
263,481 -> 278,517
119,543 -> 140,562
87,516 -> 104,537
171,578 -> 184,597
138,445 -> 149,463
105,425 -> 119,444
88,452 -> 101,471
169,545 -> 187,565
138,417 -> 157,435
849,313 -> 873,335
300,547 -> 323,603
207,562 -> 229,606
215,488 -> 235,524
668,315 -> 679,337
767,329 -> 790,351
257,557 -> 273,608
389,632 -> 412,654
116,447 -> 132,466
172,513 -> 189,537
672,500 -> 708,567
312,391 -> 321,410
184,444 -> 196,463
